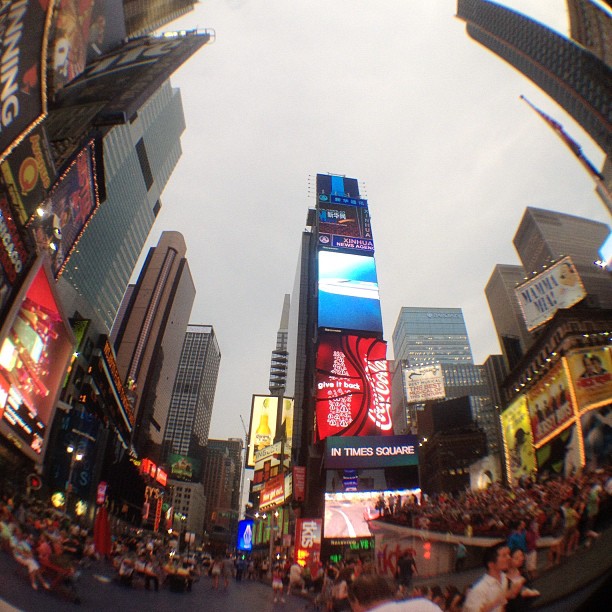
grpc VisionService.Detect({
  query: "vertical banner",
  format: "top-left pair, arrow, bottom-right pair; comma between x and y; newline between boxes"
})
501,396 -> 536,485
294,518 -> 322,569
293,466 -> 306,502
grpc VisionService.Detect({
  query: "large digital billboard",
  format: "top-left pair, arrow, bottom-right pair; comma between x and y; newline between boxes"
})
246,395 -> 279,468
53,33 -> 211,124
0,1 -> 51,164
1,125 -> 55,226
325,435 -> 418,470
514,256 -> 586,331
527,362 -> 575,446
295,518 -> 322,568
324,488 -> 421,539
317,251 -> 383,334
0,257 -> 75,461
566,347 -> 612,413
501,395 -> 536,485
30,141 -> 100,278
316,333 -> 392,440
404,363 -> 445,403
317,200 -> 374,254
167,453 -> 202,482
236,519 -> 254,552
536,423 -> 582,479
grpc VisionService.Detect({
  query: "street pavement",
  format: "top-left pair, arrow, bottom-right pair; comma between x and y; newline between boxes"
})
0,555 -> 312,612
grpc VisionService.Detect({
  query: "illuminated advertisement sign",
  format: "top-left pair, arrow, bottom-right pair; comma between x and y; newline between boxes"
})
318,201 -> 374,254
294,518 -> 322,568
246,395 -> 279,468
259,473 -> 285,510
514,257 -> 586,331
253,441 -> 290,488
325,435 -> 418,469
581,405 -> 612,469
501,396 -> 536,485
324,488 -> 420,539
315,333 -> 392,440
280,397 -> 294,448
168,453 -> 202,482
53,33 -> 211,124
1,125 -> 55,225
31,141 -> 100,278
0,1 -> 51,164
237,519 -> 254,551
404,363 -> 445,403
0,191 -> 32,318
536,423 -> 582,478
317,251 -> 383,334
566,347 -> 612,412
0,258 -> 75,461
527,362 -> 575,447
293,466 -> 306,502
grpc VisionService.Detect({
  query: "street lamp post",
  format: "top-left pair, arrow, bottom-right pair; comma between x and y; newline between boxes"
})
65,445 -> 84,516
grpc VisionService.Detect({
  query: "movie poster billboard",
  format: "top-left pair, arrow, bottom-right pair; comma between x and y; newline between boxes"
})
0,125 -> 55,225
514,256 -> 586,331
0,1 -> 51,164
167,453 -> 201,482
53,33 -> 211,124
236,519 -> 254,551
86,0 -> 127,63
404,363 -> 445,403
317,200 -> 374,254
581,405 -> 612,470
295,518 -> 322,569
566,348 -> 612,412
246,395 -> 279,468
501,396 -> 536,485
30,141 -> 99,278
315,333 -> 393,440
0,191 -> 32,318
318,251 -> 383,334
527,362 -> 575,446
536,423 -> 583,478
0,257 -> 75,462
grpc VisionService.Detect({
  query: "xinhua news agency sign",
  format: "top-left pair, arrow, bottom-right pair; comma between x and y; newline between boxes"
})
325,435 -> 419,469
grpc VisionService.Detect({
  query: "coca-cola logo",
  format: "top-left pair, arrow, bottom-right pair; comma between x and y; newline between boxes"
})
365,359 -> 393,430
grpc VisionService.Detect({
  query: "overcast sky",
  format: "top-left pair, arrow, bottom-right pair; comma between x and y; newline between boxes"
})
141,0 -> 611,445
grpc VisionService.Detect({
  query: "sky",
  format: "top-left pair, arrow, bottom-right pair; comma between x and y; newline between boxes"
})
140,0 -> 612,445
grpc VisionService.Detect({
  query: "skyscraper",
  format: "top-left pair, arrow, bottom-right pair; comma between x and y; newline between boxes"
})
456,0 -> 612,157
163,325 -> 221,457
567,0 -> 612,67
123,0 -> 197,37
112,231 -> 195,457
62,82 -> 186,329
269,294 -> 290,394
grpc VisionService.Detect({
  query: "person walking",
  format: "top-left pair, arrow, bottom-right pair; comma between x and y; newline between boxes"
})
272,563 -> 286,603
221,553 -> 235,590
395,549 -> 417,595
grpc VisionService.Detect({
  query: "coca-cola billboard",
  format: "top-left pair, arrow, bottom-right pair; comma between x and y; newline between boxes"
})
315,333 -> 393,440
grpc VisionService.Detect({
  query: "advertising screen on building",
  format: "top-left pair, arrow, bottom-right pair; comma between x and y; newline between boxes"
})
318,251 -> 383,334
317,201 -> 374,254
404,363 -> 445,403
246,395 -> 280,468
536,423 -> 582,478
324,488 -> 421,539
581,405 -> 612,469
0,257 -> 75,461
1,125 -> 55,226
295,518 -> 322,568
259,473 -> 285,511
566,348 -> 612,413
501,396 -> 536,485
237,519 -> 254,551
53,33 -> 211,123
0,1 -> 50,164
325,435 -> 418,470
316,333 -> 392,440
167,453 -> 202,482
527,362 -> 575,446
0,191 -> 33,319
514,256 -> 586,331
253,441 -> 290,489
30,141 -> 100,278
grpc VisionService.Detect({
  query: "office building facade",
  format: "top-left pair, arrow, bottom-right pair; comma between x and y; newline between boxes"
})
163,325 -> 221,457
457,0 -> 612,158
113,231 -> 195,457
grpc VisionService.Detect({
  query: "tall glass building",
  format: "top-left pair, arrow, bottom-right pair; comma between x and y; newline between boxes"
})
163,325 -> 221,457
62,81 -> 186,330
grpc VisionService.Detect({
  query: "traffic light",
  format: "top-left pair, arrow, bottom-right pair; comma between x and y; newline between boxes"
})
27,474 -> 42,491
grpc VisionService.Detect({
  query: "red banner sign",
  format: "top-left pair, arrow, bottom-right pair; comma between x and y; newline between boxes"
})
293,466 -> 306,502
295,518 -> 322,569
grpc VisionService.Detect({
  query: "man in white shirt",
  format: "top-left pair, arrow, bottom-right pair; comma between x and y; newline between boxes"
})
463,543 -> 524,612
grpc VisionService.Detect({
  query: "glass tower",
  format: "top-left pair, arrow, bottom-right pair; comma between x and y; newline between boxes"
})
62,81 -> 186,330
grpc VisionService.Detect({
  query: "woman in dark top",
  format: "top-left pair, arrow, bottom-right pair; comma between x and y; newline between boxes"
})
506,548 -> 540,612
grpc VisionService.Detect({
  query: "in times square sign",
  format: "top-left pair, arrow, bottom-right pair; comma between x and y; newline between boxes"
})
315,333 -> 393,440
